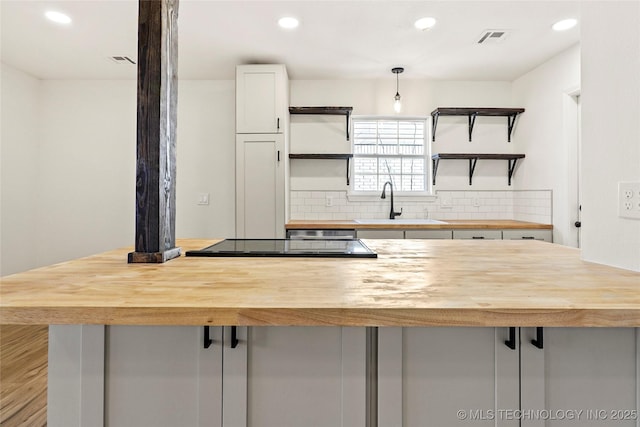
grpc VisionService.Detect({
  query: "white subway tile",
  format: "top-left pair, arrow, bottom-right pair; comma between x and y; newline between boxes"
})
305,198 -> 324,206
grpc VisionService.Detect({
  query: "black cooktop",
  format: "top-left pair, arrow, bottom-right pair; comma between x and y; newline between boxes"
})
185,239 -> 377,258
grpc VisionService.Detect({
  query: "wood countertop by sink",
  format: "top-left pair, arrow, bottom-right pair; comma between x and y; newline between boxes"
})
286,219 -> 552,230
2,239 -> 638,327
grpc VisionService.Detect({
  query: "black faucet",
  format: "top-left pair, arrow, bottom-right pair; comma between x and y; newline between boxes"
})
381,181 -> 402,219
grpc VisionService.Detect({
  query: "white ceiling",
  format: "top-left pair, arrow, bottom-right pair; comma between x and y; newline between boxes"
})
1,0 -> 580,81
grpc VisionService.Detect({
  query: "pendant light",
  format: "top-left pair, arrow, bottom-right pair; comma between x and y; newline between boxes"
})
392,67 -> 404,113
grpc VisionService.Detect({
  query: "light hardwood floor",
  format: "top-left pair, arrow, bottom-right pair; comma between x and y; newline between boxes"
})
0,325 -> 47,427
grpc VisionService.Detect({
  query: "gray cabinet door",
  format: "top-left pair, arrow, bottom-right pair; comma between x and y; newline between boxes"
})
520,327 -> 639,427
223,326 -> 366,427
236,134 -> 285,238
236,65 -> 287,134
453,229 -> 503,239
105,326 -> 223,427
502,229 -> 552,242
405,229 -> 453,239
379,327 -> 519,427
357,229 -> 404,239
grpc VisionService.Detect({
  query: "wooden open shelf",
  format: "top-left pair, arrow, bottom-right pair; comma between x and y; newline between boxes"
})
289,153 -> 354,185
289,106 -> 353,141
431,107 -> 525,142
431,153 -> 525,186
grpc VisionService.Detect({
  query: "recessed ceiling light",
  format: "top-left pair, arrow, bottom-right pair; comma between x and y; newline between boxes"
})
45,11 -> 72,25
278,16 -> 299,29
414,17 -> 437,31
552,18 -> 577,31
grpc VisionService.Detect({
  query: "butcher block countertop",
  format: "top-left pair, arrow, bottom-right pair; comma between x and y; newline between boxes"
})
2,239 -> 639,327
286,219 -> 552,230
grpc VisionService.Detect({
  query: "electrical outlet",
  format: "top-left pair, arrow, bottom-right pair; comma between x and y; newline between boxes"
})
618,182 -> 640,219
325,196 -> 333,207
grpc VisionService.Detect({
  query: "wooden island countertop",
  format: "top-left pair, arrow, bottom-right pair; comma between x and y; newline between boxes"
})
1,239 -> 638,327
286,219 -> 553,230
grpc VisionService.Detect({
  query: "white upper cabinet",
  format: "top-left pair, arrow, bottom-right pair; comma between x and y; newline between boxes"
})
236,65 -> 289,134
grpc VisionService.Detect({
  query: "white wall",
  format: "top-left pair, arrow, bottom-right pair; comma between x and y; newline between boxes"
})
580,1 -> 640,271
512,44 -> 580,246
175,80 -> 235,239
0,75 -> 236,274
36,80 -> 136,267
0,64 -> 41,275
290,79 -> 517,192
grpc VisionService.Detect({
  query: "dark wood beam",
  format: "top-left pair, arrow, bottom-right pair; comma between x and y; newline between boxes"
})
128,0 -> 181,263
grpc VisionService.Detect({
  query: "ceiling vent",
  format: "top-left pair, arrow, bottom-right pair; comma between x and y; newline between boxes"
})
477,30 -> 509,44
109,56 -> 136,65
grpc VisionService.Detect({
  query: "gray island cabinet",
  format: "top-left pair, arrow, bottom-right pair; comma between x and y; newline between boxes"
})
100,326 -> 365,427
3,239 -> 639,426
51,325 -> 639,427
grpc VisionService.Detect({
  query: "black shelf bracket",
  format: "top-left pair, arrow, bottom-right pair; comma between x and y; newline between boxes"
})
431,157 -> 440,186
431,112 -> 439,142
468,113 -> 477,142
507,114 -> 518,142
203,326 -> 213,349
468,157 -> 478,185
346,112 -> 351,142
507,157 -> 520,186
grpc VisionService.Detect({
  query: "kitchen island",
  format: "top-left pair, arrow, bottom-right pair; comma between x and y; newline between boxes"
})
2,239 -> 639,427
1,238 -> 637,326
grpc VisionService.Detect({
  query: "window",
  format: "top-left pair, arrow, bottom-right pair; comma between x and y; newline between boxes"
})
352,117 -> 429,193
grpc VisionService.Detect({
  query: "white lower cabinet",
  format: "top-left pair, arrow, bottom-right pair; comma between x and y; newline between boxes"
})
502,229 -> 552,242
357,230 -> 405,239
105,326 -> 223,427
405,230 -> 453,239
51,326 -> 639,427
103,326 -> 365,427
223,326 -> 366,427
378,327 -> 519,427
520,327 -> 639,427
378,327 -> 640,427
452,229 -> 502,240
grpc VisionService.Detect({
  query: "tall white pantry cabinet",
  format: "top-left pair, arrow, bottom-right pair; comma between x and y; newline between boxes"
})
235,64 -> 289,239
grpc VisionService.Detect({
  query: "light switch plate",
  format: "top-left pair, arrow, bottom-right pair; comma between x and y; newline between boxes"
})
197,193 -> 210,205
618,182 -> 640,219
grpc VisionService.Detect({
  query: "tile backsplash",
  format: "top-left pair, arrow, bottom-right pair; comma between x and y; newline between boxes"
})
290,190 -> 552,224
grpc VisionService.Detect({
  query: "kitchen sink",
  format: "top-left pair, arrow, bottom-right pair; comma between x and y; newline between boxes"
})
354,219 -> 447,225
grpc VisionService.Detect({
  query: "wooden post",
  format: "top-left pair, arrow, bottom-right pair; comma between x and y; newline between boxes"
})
128,0 -> 181,263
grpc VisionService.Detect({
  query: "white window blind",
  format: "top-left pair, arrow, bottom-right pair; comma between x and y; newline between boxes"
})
352,118 -> 428,192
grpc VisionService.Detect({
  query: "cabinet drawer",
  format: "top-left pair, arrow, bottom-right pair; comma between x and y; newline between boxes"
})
452,230 -> 502,240
405,230 -> 453,239
357,230 -> 404,239
502,229 -> 552,242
